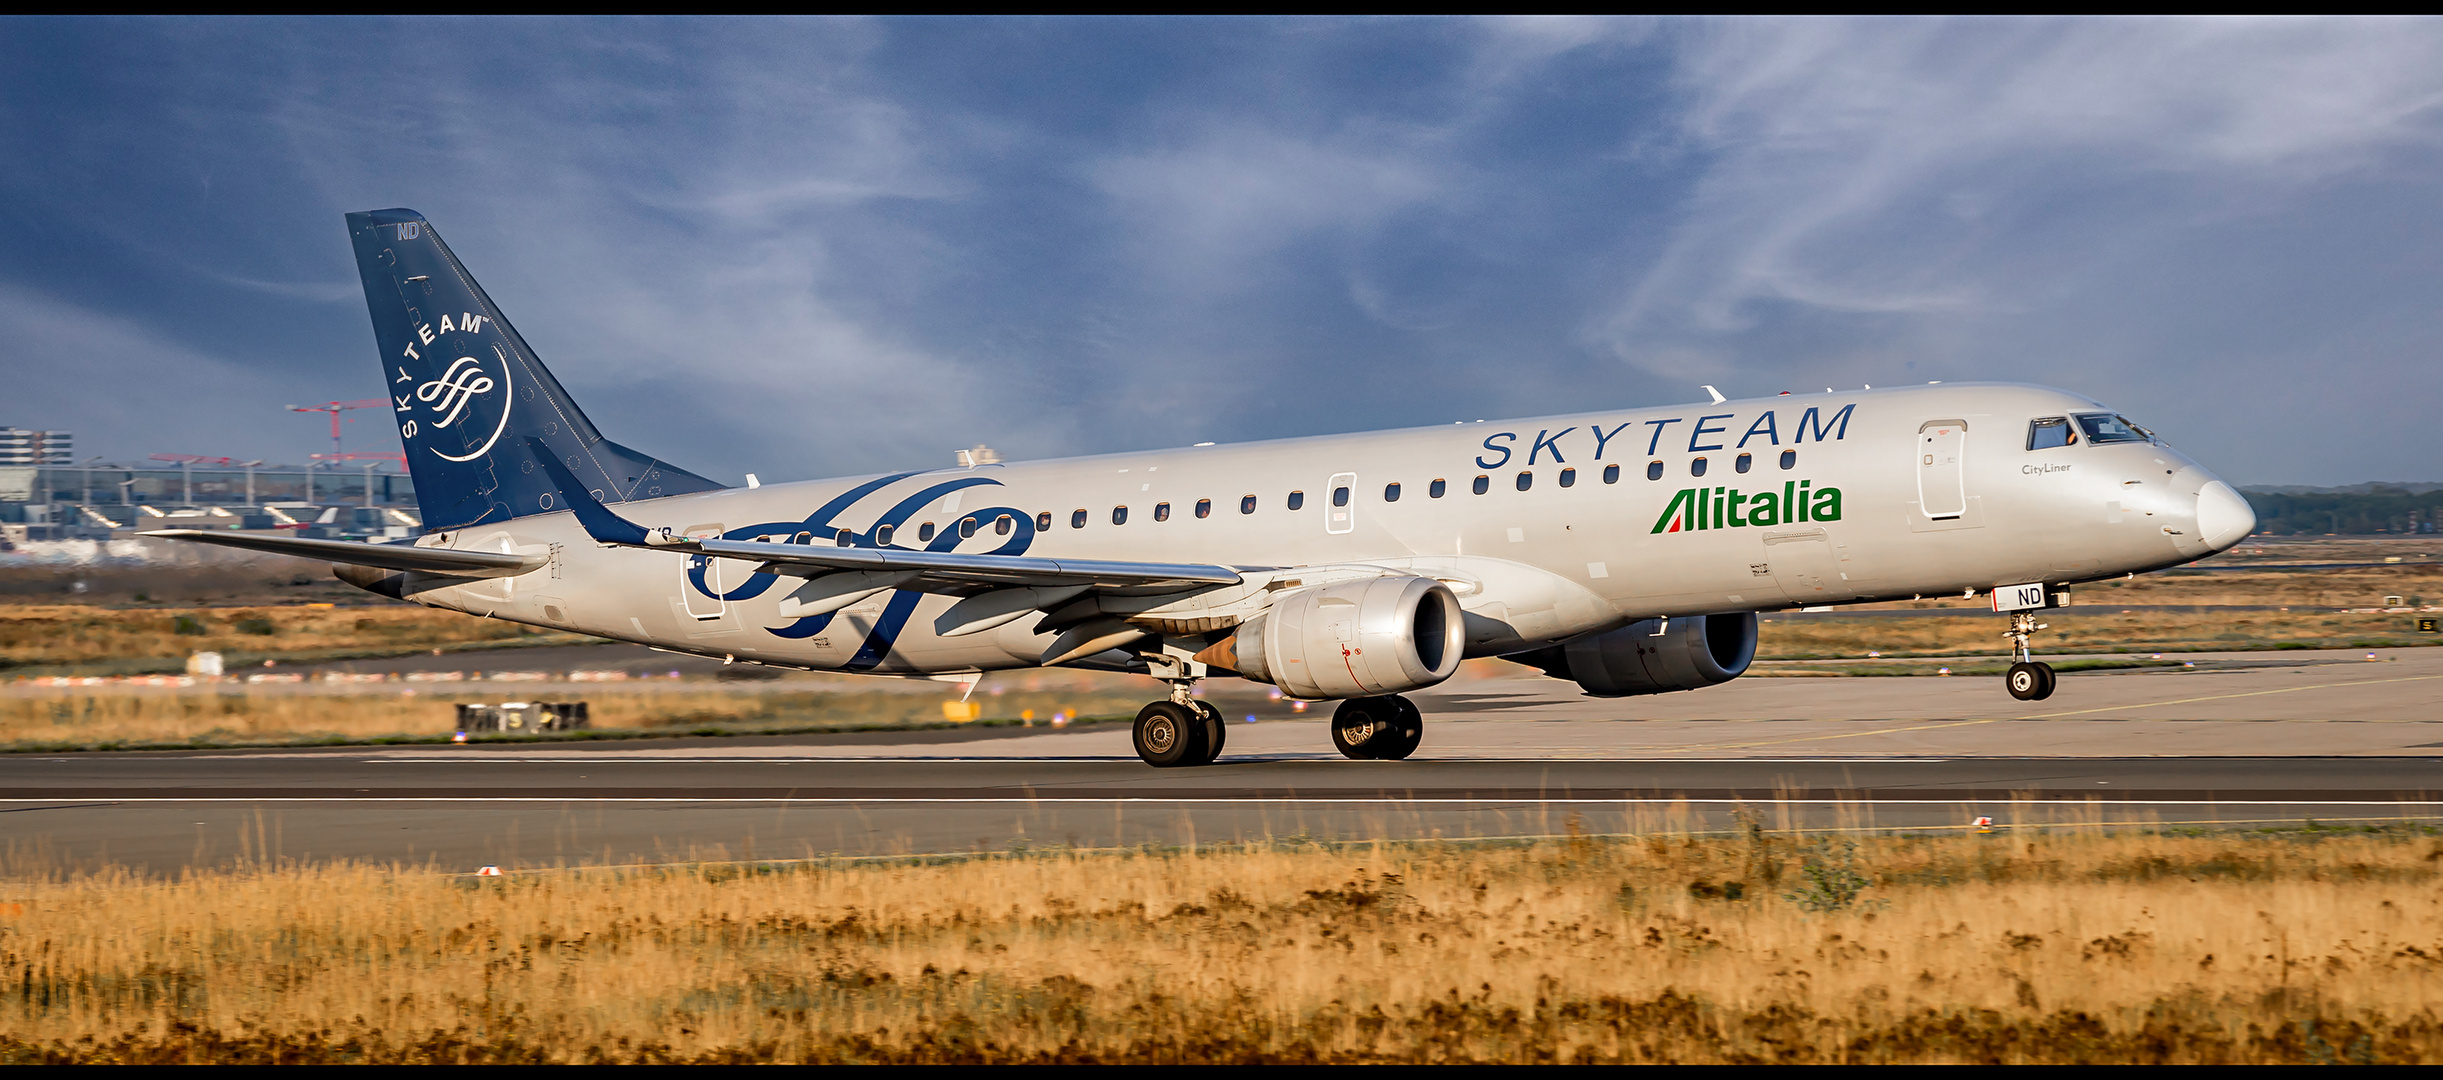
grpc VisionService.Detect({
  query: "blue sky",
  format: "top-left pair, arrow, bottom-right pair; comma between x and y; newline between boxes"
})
3,16 -> 2440,485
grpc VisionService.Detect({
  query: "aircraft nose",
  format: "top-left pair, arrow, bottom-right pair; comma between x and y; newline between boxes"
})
2193,480 -> 2256,552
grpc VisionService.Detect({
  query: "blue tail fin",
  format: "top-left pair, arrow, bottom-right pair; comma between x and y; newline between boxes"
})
345,209 -> 724,530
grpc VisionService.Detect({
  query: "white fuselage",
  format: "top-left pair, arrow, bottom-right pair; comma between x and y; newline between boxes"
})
402,382 -> 2239,675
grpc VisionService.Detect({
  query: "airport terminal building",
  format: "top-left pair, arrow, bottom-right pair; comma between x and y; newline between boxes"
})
0,440 -> 420,545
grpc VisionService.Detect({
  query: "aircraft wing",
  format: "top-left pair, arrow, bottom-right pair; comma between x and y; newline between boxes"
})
139,529 -> 545,577
693,536 -> 1240,591
533,439 -> 1241,592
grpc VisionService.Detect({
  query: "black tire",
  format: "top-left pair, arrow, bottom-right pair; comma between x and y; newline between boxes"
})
2006,662 -> 2043,701
2030,661 -> 2057,701
1376,695 -> 1423,761
1133,701 -> 1204,767
1192,701 -> 1227,764
1331,699 -> 1387,760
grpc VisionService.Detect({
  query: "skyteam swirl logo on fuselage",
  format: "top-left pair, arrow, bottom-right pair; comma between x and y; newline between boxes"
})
683,471 -> 1035,670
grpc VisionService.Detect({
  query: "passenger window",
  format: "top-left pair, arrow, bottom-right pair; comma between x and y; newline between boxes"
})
959,517 -> 977,539
1112,506 -> 1128,525
1472,475 -> 1489,495
1332,486 -> 1350,507
1691,457 -> 1709,478
1429,478 -> 1446,498
1287,491 -> 1305,511
1383,482 -> 1401,502
794,531 -> 812,544
836,528 -> 854,547
1734,453 -> 1752,474
1154,502 -> 1171,522
918,522 -> 936,542
1195,499 -> 1212,519
995,514 -> 1013,535
1239,495 -> 1256,515
1035,512 -> 1051,532
1779,449 -> 1797,469
1558,467 -> 1576,488
1603,464 -> 1620,484
877,524 -> 895,546
2074,413 -> 2149,444
2027,416 -> 2075,450
1646,460 -> 1664,481
1070,509 -> 1087,529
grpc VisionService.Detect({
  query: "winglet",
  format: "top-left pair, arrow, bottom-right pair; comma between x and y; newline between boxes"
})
523,437 -> 654,545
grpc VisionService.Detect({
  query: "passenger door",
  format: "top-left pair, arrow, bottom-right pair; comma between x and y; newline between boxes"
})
1326,471 -> 1357,535
1917,420 -> 1967,520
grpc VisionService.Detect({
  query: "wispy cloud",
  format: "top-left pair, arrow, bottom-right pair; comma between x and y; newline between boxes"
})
2,17 -> 2440,485
1598,18 -> 2443,355
0,283 -> 307,460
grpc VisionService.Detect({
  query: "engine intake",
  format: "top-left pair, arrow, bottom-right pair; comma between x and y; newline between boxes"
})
1202,576 -> 1463,700
1518,612 -> 1756,697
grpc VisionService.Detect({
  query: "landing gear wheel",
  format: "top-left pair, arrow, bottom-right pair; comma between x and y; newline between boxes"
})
2006,662 -> 2047,701
2000,609 -> 2058,701
1191,700 -> 1227,764
1133,701 -> 1206,767
1376,695 -> 1423,761
1331,699 -> 1388,760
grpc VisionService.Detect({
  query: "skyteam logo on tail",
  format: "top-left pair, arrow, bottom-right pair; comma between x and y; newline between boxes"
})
1653,480 -> 1843,533
392,312 -> 508,462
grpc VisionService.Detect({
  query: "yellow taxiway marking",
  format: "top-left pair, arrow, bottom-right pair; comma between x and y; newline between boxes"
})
1650,719 -> 2002,755
2016,672 -> 2443,719
1644,672 -> 2443,754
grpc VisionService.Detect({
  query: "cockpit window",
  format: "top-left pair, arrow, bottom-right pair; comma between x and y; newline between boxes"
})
2074,413 -> 2152,444
2027,417 -> 2075,450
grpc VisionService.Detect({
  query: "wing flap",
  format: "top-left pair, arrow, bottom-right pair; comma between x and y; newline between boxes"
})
139,529 -> 544,577
706,537 -> 1240,591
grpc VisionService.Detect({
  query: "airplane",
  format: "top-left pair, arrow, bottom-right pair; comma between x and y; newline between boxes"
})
149,209 -> 2258,767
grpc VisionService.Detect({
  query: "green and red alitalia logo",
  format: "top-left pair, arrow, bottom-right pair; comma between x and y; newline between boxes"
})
1652,481 -> 1843,533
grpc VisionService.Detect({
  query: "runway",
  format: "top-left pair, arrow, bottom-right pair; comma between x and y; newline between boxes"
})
6,645 -> 2440,873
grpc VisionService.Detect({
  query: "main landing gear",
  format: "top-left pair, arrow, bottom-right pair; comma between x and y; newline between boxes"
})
1129,688 -> 1427,766
1132,685 -> 1227,768
1331,695 -> 1423,761
2003,610 -> 2056,702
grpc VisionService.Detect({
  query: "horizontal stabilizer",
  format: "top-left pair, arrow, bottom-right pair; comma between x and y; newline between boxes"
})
140,530 -> 545,577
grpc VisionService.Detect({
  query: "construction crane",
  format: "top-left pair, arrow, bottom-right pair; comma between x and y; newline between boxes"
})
287,399 -> 390,461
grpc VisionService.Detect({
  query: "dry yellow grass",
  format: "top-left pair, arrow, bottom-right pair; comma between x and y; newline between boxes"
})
0,603 -> 569,673
0,683 -> 1150,749
1754,608 -> 2435,661
0,825 -> 2435,1063
3,538 -> 2435,678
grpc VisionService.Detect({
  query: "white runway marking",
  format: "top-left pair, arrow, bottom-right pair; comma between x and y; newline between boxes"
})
358,756 -> 1963,764
7,797 -> 2440,807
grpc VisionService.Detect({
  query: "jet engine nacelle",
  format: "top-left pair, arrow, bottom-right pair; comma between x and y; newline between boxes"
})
1220,575 -> 1464,700
1519,612 -> 1757,697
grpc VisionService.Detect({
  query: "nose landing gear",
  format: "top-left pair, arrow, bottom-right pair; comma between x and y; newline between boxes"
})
2003,611 -> 2056,701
